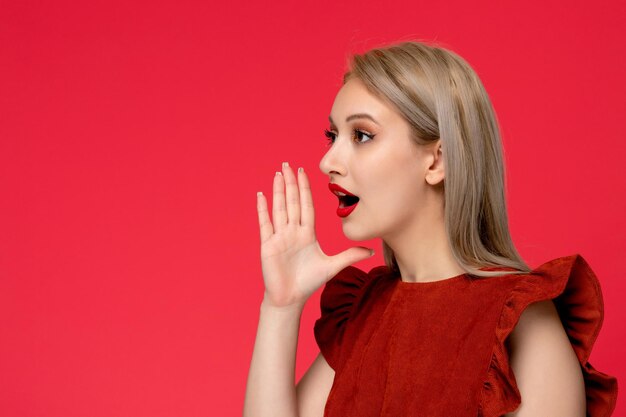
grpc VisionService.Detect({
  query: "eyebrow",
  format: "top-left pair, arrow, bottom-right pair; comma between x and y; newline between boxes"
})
328,113 -> 380,126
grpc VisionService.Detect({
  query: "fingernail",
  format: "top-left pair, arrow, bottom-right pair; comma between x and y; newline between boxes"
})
276,171 -> 282,176
257,191 -> 263,197
298,167 -> 303,173
370,249 -> 375,256
282,161 -> 289,168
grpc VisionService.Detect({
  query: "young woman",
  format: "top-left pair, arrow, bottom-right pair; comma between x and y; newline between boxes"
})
243,40 -> 618,417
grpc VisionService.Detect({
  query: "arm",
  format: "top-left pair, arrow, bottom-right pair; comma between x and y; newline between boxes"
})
504,299 -> 586,417
296,353 -> 335,417
243,300 -> 334,417
243,300 -> 304,417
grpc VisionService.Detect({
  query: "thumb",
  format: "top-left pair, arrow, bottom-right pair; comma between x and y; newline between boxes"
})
328,246 -> 375,275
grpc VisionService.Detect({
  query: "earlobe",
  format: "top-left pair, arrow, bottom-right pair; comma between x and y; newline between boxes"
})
425,171 -> 445,186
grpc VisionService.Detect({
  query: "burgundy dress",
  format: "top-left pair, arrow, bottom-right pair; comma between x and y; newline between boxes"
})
314,254 -> 618,416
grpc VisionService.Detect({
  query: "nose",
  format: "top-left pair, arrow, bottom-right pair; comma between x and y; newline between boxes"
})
319,139 -> 347,178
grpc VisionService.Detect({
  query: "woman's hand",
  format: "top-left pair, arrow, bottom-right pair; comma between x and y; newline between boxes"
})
256,162 -> 374,309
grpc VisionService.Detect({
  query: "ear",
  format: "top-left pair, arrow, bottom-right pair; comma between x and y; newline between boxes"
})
425,140 -> 445,186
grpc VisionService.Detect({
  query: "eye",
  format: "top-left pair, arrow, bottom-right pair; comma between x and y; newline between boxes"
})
323,128 -> 375,147
354,129 -> 375,144
323,129 -> 336,146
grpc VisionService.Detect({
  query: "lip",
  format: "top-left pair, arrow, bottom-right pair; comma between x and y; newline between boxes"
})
328,183 -> 360,218
328,183 -> 357,197
336,203 -> 358,218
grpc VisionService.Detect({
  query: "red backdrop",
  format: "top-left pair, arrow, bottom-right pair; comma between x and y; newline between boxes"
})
1,1 -> 624,416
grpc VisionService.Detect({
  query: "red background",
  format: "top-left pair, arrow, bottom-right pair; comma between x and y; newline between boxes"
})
1,1 -> 624,416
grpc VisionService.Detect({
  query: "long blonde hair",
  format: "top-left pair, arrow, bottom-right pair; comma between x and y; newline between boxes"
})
342,40 -> 531,278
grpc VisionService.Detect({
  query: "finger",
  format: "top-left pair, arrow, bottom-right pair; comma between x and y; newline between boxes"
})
256,191 -> 273,243
282,162 -> 301,225
272,170 -> 287,231
298,167 -> 315,229
329,247 -> 375,277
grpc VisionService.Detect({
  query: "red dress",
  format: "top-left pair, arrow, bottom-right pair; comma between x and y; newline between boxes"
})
314,254 -> 618,416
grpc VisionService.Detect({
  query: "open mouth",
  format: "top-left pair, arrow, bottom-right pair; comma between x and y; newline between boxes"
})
338,194 -> 360,208
328,183 -> 360,217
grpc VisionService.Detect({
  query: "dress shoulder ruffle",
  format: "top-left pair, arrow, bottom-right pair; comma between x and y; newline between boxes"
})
313,265 -> 383,371
479,254 -> 618,417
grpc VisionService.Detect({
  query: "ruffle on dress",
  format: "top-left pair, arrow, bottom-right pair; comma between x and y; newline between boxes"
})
479,254 -> 618,417
313,265 -> 379,371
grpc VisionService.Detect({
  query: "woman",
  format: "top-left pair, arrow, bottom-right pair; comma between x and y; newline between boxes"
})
243,40 -> 618,416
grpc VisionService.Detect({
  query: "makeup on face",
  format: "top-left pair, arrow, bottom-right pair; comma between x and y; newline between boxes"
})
328,183 -> 360,218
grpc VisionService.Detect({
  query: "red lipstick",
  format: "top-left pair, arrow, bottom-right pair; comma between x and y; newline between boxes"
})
328,183 -> 360,218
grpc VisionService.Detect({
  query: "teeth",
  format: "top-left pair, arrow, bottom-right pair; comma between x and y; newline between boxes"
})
337,192 -> 346,196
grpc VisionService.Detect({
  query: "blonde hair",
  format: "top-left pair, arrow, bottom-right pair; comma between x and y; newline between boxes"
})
342,40 -> 531,278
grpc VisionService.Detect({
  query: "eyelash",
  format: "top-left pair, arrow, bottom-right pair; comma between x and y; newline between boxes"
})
323,128 -> 375,146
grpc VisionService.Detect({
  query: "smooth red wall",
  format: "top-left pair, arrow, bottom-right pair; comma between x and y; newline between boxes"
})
1,1 -> 624,416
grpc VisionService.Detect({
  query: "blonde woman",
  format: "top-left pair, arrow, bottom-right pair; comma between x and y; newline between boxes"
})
243,40 -> 618,417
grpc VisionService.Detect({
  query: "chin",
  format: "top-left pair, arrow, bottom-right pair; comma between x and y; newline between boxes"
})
341,222 -> 376,242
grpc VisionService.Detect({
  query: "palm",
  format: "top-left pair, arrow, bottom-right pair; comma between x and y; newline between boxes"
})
256,163 -> 373,308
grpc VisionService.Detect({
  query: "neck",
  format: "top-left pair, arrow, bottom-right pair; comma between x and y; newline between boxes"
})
383,194 -> 465,283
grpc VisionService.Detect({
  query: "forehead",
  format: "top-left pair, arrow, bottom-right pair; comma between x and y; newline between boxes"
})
330,78 -> 396,124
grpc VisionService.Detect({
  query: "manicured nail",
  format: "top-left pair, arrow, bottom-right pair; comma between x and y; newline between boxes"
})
276,171 -> 282,176
282,161 -> 289,168
298,167 -> 303,173
257,191 -> 263,197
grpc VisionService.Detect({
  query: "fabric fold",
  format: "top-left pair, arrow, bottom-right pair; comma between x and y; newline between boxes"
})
479,254 -> 618,417
313,266 -> 376,370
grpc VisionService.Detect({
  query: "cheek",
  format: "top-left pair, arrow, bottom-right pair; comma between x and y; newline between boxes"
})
362,177 -> 419,212
368,173 -> 424,217
370,154 -> 421,192
358,146 -> 423,209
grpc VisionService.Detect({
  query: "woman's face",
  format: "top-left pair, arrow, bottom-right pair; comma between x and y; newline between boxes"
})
319,77 -> 443,242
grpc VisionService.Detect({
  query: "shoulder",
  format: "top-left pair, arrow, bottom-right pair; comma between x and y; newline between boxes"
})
313,265 -> 392,370
505,299 -> 586,416
317,265 -> 388,316
479,253 -> 618,417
